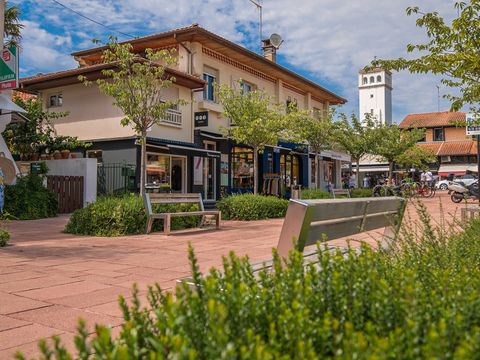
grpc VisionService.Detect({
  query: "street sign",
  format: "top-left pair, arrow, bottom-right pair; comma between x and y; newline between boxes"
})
0,45 -> 18,90
466,113 -> 480,136
194,111 -> 208,127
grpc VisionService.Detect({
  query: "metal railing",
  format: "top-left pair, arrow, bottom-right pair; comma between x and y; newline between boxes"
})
161,108 -> 182,126
97,163 -> 136,195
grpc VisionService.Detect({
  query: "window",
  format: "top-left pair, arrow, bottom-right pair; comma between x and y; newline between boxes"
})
48,93 -> 63,108
146,154 -> 186,192
433,128 -> 445,141
363,77 -> 368,85
377,75 -> 382,82
286,97 -> 297,112
203,73 -> 216,102
87,150 -> 103,163
240,81 -> 254,94
370,94 -> 374,98
231,147 -> 254,190
280,154 -> 300,190
370,109 -> 374,115
370,76 -> 375,83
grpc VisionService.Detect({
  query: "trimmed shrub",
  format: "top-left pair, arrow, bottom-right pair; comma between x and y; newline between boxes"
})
217,194 -> 288,220
26,215 -> 480,359
5,173 -> 57,220
300,188 -> 332,199
65,194 -> 201,236
0,228 -> 9,247
350,188 -> 374,198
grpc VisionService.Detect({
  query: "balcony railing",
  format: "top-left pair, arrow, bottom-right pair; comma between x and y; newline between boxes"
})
161,108 -> 182,126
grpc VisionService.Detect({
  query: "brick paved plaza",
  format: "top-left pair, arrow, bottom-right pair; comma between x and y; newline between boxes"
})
0,194 -> 469,358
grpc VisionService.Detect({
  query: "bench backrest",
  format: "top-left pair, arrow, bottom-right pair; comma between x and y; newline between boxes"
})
143,193 -> 204,215
276,197 -> 405,257
331,188 -> 351,198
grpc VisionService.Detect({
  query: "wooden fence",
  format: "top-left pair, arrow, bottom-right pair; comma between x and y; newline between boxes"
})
47,175 -> 84,213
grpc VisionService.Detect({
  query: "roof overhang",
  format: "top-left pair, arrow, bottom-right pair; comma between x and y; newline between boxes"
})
19,62 -> 206,92
72,25 -> 346,105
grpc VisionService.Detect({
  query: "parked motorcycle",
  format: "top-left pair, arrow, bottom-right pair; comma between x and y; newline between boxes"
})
448,181 -> 479,203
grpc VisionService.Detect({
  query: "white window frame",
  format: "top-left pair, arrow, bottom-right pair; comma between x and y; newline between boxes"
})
48,93 -> 63,108
203,72 -> 217,102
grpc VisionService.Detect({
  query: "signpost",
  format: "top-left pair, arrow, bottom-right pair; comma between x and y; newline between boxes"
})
0,45 -> 18,90
466,113 -> 480,204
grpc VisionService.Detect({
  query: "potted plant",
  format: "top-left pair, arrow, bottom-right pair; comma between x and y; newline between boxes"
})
53,150 -> 62,160
61,149 -> 70,159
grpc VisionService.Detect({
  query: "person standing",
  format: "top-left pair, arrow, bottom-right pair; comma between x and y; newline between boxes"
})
349,173 -> 356,189
363,175 -> 370,188
425,170 -> 434,187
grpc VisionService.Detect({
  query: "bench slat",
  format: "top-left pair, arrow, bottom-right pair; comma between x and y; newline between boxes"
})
150,198 -> 200,204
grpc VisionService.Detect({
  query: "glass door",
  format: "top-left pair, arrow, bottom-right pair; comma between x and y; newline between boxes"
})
204,141 -> 216,200
171,157 -> 185,192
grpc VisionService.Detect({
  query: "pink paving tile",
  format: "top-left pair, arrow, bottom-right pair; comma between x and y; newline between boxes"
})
0,315 -> 30,331
0,293 -> 51,315
16,281 -> 111,301
0,323 -> 62,351
0,275 -> 81,294
11,305 -> 123,333
0,270 -> 46,284
49,286 -> 132,308
87,300 -> 124,318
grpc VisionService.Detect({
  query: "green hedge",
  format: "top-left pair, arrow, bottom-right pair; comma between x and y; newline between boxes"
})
217,194 -> 288,220
26,215 -> 480,359
300,188 -> 332,199
350,188 -> 374,198
5,173 -> 57,220
65,194 -> 201,236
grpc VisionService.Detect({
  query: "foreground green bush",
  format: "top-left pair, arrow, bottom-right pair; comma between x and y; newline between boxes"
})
350,188 -> 373,198
25,207 -> 480,359
300,188 -> 332,199
65,194 -> 201,236
0,228 -> 9,247
5,173 -> 57,220
217,193 -> 288,220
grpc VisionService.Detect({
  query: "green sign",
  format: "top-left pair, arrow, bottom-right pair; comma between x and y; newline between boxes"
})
0,45 -> 18,90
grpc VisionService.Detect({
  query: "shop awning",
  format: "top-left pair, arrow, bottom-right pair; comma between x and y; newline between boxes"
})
319,150 -> 351,162
145,138 -> 221,159
353,166 -> 390,173
438,164 -> 478,176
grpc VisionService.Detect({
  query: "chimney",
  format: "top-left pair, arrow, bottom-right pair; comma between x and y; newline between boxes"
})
262,38 -> 277,62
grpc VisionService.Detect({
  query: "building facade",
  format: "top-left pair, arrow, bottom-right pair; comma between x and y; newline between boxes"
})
399,111 -> 478,177
20,24 -> 348,201
358,68 -> 392,125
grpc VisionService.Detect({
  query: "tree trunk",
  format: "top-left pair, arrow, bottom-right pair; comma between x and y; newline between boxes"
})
140,131 -> 147,196
316,154 -> 321,189
356,159 -> 360,189
388,161 -> 394,185
253,147 -> 258,195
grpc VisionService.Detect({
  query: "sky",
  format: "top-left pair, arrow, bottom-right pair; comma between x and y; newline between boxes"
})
12,0 -> 458,122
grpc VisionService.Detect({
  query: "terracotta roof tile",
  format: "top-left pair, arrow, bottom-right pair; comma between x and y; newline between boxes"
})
438,141 -> 476,156
417,142 -> 443,154
399,111 -> 465,128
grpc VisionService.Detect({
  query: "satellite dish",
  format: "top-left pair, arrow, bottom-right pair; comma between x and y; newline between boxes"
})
269,33 -> 283,48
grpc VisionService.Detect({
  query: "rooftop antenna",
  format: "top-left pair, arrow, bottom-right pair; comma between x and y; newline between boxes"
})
436,85 -> 440,112
249,0 -> 263,50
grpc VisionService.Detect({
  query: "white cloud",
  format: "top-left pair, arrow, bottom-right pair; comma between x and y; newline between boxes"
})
16,0 -> 459,120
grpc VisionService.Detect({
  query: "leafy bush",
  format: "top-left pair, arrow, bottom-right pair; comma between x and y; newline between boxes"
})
25,212 -> 480,359
350,188 -> 373,197
300,188 -> 332,199
217,194 -> 288,220
0,228 -> 9,247
65,194 -> 201,236
5,173 -> 57,220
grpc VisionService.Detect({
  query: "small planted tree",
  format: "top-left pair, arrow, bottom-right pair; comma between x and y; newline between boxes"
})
395,146 -> 437,172
374,125 -> 426,183
288,109 -> 336,188
334,114 -> 380,188
217,84 -> 287,195
80,40 -> 181,195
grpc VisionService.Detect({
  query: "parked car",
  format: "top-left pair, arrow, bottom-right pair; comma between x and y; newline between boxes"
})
453,174 -> 478,187
436,179 -> 452,191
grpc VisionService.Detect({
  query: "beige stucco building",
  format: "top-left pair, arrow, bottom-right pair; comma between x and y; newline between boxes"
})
20,24 -> 348,200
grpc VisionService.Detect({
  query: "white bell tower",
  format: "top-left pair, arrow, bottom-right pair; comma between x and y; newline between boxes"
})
358,68 -> 392,125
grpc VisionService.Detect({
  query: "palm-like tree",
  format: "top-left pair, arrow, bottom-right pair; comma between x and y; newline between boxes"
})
4,2 -> 23,47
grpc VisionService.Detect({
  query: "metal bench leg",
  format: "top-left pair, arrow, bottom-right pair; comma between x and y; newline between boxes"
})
216,213 -> 221,229
146,216 -> 154,234
164,214 -> 171,236
199,215 -> 206,227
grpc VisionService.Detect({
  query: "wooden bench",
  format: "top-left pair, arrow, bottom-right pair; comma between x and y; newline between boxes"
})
178,197 -> 405,285
331,188 -> 351,198
144,193 -> 221,235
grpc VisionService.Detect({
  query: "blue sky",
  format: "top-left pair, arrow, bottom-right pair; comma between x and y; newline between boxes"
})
12,0 -> 457,121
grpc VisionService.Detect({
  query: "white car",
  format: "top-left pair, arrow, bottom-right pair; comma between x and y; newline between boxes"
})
435,180 -> 451,191
453,174 -> 478,187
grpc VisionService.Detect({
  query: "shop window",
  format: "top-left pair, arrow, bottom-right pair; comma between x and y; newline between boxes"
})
433,128 -> 445,141
48,93 -> 63,108
231,147 -> 254,190
280,153 -> 300,190
87,150 -> 103,163
146,153 -> 185,192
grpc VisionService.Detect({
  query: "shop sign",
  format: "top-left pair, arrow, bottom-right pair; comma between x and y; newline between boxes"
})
194,111 -> 208,127
0,46 -> 18,90
466,113 -> 480,136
